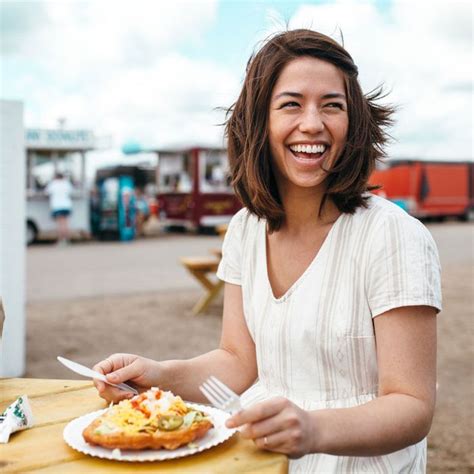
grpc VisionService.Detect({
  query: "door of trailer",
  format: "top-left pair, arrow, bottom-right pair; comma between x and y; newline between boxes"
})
195,148 -> 241,227
157,150 -> 195,228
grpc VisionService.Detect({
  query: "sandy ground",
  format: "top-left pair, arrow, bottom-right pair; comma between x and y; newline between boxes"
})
25,222 -> 474,472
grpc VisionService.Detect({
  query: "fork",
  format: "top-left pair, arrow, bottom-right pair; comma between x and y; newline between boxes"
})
199,375 -> 242,414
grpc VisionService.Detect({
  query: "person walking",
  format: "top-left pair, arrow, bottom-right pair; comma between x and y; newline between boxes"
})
46,172 -> 73,245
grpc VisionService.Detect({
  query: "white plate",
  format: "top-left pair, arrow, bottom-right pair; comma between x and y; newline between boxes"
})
63,403 -> 236,462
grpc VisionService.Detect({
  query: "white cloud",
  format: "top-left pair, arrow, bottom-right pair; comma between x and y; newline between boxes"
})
31,52 -> 239,146
271,0 -> 473,159
1,0 -> 239,150
2,0 -> 472,165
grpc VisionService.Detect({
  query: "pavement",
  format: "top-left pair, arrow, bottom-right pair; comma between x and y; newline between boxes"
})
27,221 -> 473,302
27,232 -> 223,302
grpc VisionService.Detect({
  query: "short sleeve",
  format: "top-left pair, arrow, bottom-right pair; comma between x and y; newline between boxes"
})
216,209 -> 246,285
366,213 -> 442,317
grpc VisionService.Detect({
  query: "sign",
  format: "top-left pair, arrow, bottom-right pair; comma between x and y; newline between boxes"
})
26,128 -> 95,151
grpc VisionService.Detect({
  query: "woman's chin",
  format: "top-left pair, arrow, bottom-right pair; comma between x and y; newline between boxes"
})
283,174 -> 327,191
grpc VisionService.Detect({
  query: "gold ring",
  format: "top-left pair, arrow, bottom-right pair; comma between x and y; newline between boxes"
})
264,436 -> 268,446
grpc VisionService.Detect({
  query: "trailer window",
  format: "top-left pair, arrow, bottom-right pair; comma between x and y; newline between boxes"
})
28,152 -> 54,191
158,153 -> 193,193
27,150 -> 83,192
200,150 -> 231,193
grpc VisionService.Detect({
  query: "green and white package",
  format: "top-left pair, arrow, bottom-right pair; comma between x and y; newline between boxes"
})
0,395 -> 34,443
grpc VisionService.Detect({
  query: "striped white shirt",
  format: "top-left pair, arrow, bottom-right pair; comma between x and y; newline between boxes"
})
217,194 -> 442,473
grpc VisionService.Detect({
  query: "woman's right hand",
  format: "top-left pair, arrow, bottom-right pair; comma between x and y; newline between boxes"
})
93,353 -> 161,403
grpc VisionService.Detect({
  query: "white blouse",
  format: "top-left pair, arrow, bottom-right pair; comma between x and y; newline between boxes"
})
217,194 -> 442,473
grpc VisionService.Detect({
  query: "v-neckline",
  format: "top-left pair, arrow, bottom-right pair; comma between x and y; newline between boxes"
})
263,214 -> 344,303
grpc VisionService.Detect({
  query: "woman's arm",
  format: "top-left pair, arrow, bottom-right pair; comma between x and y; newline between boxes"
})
227,305 -> 437,458
94,283 -> 257,403
157,282 -> 257,401
310,305 -> 437,456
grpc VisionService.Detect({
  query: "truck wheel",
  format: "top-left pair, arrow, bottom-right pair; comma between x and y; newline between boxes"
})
26,221 -> 38,245
460,208 -> 474,222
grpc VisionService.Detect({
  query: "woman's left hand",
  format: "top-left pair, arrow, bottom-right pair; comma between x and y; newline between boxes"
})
225,397 -> 316,458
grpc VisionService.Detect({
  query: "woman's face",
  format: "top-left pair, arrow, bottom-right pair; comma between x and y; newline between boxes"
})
268,56 -> 349,194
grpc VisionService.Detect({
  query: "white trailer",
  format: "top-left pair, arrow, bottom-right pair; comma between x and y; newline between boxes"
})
25,128 -> 96,244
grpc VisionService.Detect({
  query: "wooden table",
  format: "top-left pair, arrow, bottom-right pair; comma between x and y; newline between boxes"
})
180,257 -> 224,315
0,378 -> 288,473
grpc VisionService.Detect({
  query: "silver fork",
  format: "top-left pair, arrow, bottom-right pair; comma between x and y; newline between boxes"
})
199,375 -> 242,414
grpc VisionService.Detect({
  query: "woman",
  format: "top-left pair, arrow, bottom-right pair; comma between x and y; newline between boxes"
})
93,30 -> 441,472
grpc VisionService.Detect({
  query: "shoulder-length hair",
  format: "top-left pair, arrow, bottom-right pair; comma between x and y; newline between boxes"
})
225,29 -> 395,232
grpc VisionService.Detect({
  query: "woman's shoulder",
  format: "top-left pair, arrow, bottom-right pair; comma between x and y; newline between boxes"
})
227,207 -> 262,236
351,194 -> 436,244
356,194 -> 424,226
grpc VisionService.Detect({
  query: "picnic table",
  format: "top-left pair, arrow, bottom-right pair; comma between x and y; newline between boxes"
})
180,225 -> 228,315
0,378 -> 288,473
180,256 -> 224,315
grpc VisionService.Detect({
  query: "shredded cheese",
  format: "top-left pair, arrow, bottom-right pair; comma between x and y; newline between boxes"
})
97,388 -> 194,434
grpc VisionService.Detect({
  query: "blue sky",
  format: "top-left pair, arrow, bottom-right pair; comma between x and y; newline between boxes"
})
179,1 -> 393,78
0,0 -> 472,176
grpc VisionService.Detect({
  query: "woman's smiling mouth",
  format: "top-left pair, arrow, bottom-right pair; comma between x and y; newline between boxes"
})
288,143 -> 329,165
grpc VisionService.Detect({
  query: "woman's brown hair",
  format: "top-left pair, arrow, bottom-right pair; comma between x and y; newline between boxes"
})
225,29 -> 395,232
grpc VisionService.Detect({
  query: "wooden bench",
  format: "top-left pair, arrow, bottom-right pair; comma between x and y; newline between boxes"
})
180,256 -> 224,315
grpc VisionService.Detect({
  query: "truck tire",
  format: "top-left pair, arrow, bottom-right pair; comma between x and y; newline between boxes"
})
460,208 -> 474,222
26,221 -> 38,245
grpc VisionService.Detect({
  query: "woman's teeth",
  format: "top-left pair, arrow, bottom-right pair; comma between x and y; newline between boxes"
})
289,144 -> 326,155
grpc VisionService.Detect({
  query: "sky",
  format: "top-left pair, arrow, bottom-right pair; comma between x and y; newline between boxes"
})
1,0 -> 473,177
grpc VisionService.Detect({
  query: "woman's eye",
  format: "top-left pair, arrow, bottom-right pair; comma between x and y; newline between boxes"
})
279,101 -> 300,109
325,102 -> 344,110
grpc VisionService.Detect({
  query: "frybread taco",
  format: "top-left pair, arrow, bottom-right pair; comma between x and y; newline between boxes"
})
83,387 -> 213,450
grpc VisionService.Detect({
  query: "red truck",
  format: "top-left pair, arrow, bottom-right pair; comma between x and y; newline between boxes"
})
369,159 -> 474,220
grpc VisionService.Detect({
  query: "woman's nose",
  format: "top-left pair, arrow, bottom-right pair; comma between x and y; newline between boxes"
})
298,108 -> 324,134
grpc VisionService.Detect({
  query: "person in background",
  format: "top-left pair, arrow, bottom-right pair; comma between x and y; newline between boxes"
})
91,29 -> 441,473
46,172 -> 73,245
134,187 -> 150,237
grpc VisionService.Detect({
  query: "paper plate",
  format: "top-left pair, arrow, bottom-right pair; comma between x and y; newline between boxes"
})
63,403 -> 236,462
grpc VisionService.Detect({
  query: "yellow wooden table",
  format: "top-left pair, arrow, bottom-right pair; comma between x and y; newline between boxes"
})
180,257 -> 224,315
0,378 -> 288,473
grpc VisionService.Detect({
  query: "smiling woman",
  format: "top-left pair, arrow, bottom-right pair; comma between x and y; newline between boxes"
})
91,29 -> 442,474
268,57 -> 349,195
226,29 -> 394,233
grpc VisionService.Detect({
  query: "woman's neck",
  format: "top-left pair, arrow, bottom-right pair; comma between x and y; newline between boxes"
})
278,185 -> 340,235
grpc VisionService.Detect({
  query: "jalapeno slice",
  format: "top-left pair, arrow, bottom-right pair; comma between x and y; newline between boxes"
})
157,415 -> 184,431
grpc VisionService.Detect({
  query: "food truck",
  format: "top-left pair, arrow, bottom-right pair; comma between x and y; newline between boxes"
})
156,147 -> 241,230
369,159 -> 474,220
25,128 -> 96,244
92,165 -> 156,240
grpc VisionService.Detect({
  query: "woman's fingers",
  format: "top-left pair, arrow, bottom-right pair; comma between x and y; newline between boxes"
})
254,430 -> 288,451
105,358 -> 143,384
92,359 -> 114,394
92,354 -> 140,384
92,354 -> 139,402
226,398 -> 312,458
239,412 -> 286,440
226,397 -> 289,428
93,354 -> 130,375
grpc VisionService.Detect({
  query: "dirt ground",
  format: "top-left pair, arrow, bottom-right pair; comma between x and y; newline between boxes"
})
25,223 -> 474,472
